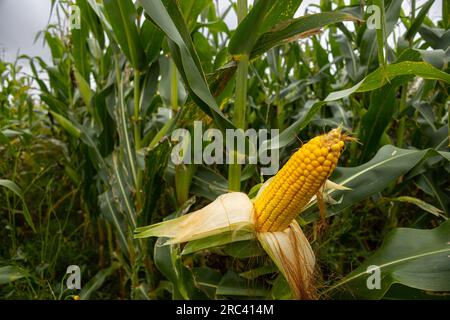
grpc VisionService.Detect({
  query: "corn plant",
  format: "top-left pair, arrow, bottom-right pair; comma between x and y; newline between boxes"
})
0,0 -> 449,300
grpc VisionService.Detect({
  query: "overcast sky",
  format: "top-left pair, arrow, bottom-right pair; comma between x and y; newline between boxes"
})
0,0 -> 443,67
0,0 -> 54,63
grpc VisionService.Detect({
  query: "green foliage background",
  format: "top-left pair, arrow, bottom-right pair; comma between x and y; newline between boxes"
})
0,0 -> 449,299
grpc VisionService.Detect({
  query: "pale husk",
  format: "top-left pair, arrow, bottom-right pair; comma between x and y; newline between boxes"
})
301,179 -> 352,208
257,220 -> 316,299
134,192 -> 254,244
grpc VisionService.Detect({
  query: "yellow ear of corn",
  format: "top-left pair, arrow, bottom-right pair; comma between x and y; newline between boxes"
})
254,128 -> 349,232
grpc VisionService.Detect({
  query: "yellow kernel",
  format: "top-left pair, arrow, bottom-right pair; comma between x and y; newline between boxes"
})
331,143 -> 341,151
317,156 -> 325,163
323,160 -> 332,167
306,164 -> 313,171
313,148 -> 322,157
310,137 -> 320,145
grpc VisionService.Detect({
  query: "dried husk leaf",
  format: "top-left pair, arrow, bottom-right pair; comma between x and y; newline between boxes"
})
257,220 -> 316,299
135,192 -> 254,244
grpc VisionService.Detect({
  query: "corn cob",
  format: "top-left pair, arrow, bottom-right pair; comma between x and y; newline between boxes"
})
254,128 -> 349,232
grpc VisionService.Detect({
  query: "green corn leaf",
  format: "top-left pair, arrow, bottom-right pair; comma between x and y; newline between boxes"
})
216,271 -> 269,297
74,69 -> 93,108
384,196 -> 445,218
0,179 -> 36,232
49,111 -> 81,139
77,0 -> 105,48
405,0 -> 435,41
0,266 -> 28,285
230,0 -> 306,56
98,189 -> 130,254
418,26 -> 450,50
0,179 -> 23,197
228,0 -> 271,57
258,0 -> 303,34
301,146 -> 450,223
415,173 -> 450,215
79,264 -> 120,300
251,12 -> 359,58
71,4 -> 91,79
153,199 -> 208,299
103,0 -> 147,70
140,19 -> 164,64
327,221 -> 450,299
327,61 -> 450,101
191,267 -> 222,299
140,0 -> 234,130
261,59 -> 450,155
357,79 -> 403,164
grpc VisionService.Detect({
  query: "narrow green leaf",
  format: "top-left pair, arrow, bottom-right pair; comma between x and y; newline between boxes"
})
140,19 -> 164,64
216,271 -> 268,297
79,264 -> 120,300
386,196 -> 445,218
74,69 -> 93,108
415,174 -> 450,215
405,0 -> 435,41
78,0 -> 105,48
192,267 -> 222,299
71,4 -> 90,78
0,179 -> 23,197
104,0 -> 146,70
240,265 -> 278,280
49,111 -> 81,139
228,0 -> 271,56
358,81 -> 401,164
0,179 -> 36,232
258,0 -> 303,34
357,61 -> 450,91
140,0 -> 234,130
0,266 -> 28,285
98,190 -> 130,253
251,12 -> 359,58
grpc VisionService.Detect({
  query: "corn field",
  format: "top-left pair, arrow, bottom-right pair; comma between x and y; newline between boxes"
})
0,0 -> 449,300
